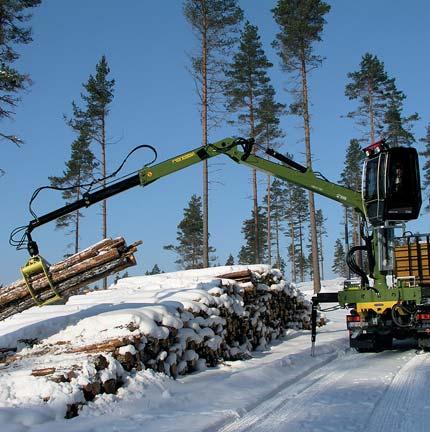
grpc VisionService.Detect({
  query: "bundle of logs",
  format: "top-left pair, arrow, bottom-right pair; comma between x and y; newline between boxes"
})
0,237 -> 141,321
0,267 -> 323,418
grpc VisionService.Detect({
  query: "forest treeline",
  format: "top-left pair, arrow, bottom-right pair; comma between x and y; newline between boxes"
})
1,1 -> 429,286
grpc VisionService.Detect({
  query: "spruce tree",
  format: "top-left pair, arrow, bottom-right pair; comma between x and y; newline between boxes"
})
272,0 -> 330,293
225,21 -> 273,264
420,124 -> 430,211
0,0 -> 41,173
332,238 -> 347,277
237,207 -> 267,264
225,254 -> 234,265
147,264 -> 162,275
184,0 -> 242,268
114,272 -> 129,284
49,125 -> 97,255
164,194 -> 215,269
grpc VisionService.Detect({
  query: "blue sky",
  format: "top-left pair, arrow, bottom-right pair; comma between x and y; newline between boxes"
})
1,0 -> 429,285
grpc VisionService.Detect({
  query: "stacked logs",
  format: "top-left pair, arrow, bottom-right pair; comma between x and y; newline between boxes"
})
0,237 -> 141,321
0,266 -> 323,418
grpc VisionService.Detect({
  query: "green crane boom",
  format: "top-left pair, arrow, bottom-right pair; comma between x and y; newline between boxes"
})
12,136 -> 428,353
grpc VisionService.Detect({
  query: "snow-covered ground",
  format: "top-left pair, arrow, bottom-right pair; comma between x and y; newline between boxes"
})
1,274 -> 428,432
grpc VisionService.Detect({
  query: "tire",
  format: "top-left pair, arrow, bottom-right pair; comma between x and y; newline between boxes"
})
377,333 -> 393,350
418,336 -> 430,351
351,333 -> 392,352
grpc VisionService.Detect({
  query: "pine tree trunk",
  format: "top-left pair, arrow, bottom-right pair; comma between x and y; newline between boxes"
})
102,114 -> 107,290
318,229 -> 324,280
247,90 -> 259,263
252,167 -> 259,263
275,215 -> 280,269
352,211 -> 359,247
300,57 -> 321,293
298,221 -> 304,282
290,221 -> 296,283
367,81 -> 375,144
344,206 -> 351,279
267,174 -> 271,265
75,172 -> 82,255
201,2 -> 209,268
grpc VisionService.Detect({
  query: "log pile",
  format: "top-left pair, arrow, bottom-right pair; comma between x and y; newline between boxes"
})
0,266 -> 324,418
0,237 -> 141,321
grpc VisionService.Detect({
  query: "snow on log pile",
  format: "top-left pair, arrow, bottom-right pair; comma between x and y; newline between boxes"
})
0,237 -> 141,321
0,265 -> 321,419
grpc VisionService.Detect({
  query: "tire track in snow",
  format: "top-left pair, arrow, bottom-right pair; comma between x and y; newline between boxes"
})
218,350 -> 367,432
364,352 -> 430,432
218,350 -> 413,432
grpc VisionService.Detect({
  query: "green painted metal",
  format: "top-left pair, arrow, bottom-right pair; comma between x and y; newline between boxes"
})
223,149 -> 364,215
138,139 -> 233,186
338,285 -> 421,307
137,137 -> 364,215
21,255 -> 62,306
134,137 -> 401,300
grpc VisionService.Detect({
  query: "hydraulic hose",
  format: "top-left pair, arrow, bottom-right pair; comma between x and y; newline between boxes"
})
346,245 -> 370,287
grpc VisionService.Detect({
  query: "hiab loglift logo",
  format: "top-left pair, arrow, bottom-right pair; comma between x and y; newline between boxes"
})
172,152 -> 195,163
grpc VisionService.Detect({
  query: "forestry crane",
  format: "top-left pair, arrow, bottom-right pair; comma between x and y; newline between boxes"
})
9,137 -> 430,352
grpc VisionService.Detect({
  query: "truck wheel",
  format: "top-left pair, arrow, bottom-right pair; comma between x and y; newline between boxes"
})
376,333 -> 393,350
418,337 -> 430,351
351,333 -> 392,352
351,334 -> 377,352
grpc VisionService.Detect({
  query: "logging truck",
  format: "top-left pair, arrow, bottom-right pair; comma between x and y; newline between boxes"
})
9,137 -> 430,352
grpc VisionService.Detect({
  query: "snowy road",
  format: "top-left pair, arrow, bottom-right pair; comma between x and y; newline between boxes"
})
3,279 -> 430,432
219,344 -> 428,432
45,306 -> 429,432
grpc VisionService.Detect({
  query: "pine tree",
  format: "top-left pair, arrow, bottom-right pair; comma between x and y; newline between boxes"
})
345,54 -> 387,144
0,0 -> 41,173
383,83 -> 419,147
315,208 -> 327,279
184,0 -> 243,268
332,238 -> 348,277
420,124 -> 430,211
225,20 -> 273,264
81,56 -> 115,245
283,183 -> 309,282
340,138 -> 364,249
237,207 -> 267,264
49,124 -> 97,255
225,254 -> 234,265
346,53 -> 419,146
73,56 -> 115,289
262,178 -> 287,269
283,180 -> 297,282
292,186 -> 309,281
164,194 -> 215,269
345,53 -> 389,143
256,86 -> 285,265
272,0 -> 330,293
